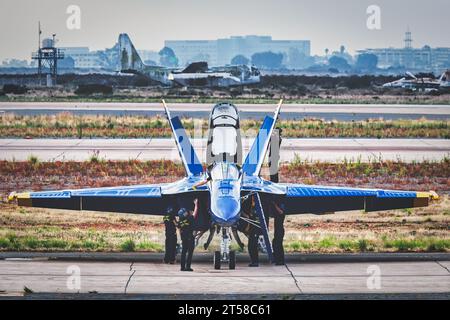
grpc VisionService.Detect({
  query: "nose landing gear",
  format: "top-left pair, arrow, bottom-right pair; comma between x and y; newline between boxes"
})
213,227 -> 236,270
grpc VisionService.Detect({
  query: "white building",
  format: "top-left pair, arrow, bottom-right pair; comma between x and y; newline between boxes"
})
357,31 -> 450,74
59,47 -> 109,69
165,35 -> 311,67
137,50 -> 160,64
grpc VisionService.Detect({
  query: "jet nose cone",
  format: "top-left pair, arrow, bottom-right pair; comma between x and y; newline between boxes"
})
212,197 -> 240,226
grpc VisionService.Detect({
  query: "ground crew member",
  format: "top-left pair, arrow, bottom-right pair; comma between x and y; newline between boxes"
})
178,198 -> 199,271
268,127 -> 282,183
192,165 -> 212,190
163,205 -> 178,264
243,195 -> 260,267
271,200 -> 286,265
247,222 -> 260,267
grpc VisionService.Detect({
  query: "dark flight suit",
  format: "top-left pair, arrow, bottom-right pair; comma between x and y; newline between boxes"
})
246,197 -> 261,266
178,215 -> 195,271
272,202 -> 286,265
268,128 -> 282,183
163,213 -> 177,264
247,222 -> 260,266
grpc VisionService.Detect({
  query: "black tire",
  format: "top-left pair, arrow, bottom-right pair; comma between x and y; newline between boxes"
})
229,251 -> 236,270
214,251 -> 221,270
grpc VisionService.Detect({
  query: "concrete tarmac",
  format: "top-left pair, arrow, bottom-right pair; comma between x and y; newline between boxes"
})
1,138 -> 449,162
0,253 -> 449,299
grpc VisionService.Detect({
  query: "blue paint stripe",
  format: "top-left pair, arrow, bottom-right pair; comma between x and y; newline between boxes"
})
30,186 -> 162,198
286,186 -> 417,198
170,116 -> 203,176
242,116 -> 274,176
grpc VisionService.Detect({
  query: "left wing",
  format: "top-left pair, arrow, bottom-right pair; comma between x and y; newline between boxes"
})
9,177 -> 207,215
280,184 -> 438,214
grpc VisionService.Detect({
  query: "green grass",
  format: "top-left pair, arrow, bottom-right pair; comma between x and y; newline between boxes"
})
357,239 -> 374,252
1,234 -> 448,253
318,237 -> 336,248
0,234 -> 164,252
120,239 -> 136,252
286,241 -> 312,251
284,237 -> 450,253
382,238 -> 450,252
27,155 -> 39,166
0,234 -> 70,250
136,241 -> 163,252
338,240 -> 359,251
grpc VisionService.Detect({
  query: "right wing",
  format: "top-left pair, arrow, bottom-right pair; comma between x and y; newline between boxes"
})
241,177 -> 438,214
162,100 -> 203,177
280,184 -> 438,214
9,177 -> 208,215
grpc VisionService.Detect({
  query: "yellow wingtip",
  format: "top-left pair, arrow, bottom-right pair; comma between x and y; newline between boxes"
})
416,191 -> 439,201
7,192 -> 16,202
9,192 -> 31,201
429,190 -> 439,201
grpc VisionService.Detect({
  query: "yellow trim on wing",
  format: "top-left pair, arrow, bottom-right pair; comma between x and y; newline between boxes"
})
17,192 -> 31,199
416,192 -> 430,198
416,191 -> 439,200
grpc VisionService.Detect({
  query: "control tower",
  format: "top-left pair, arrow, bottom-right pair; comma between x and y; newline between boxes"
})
31,22 -> 64,85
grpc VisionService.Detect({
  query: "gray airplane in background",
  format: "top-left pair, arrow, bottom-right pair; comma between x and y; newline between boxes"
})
118,34 -> 260,87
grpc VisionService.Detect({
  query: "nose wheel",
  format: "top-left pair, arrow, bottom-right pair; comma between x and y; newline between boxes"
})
213,227 -> 236,270
214,250 -> 236,270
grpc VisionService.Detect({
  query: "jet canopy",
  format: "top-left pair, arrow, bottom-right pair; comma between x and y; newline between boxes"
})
211,103 -> 239,127
210,162 -> 240,181
208,103 -> 242,162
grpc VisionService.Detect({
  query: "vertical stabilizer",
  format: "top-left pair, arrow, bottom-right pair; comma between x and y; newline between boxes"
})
118,33 -> 145,72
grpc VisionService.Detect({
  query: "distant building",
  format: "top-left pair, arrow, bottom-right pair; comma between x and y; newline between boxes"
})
137,50 -> 160,65
165,35 -> 311,67
0,59 -> 30,68
357,30 -> 450,74
59,47 -> 110,69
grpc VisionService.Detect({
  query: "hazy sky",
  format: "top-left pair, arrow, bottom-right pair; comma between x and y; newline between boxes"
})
1,0 -> 449,61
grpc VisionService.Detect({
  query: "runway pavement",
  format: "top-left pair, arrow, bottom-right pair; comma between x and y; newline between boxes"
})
0,138 -> 449,162
1,102 -> 449,120
0,253 -> 448,299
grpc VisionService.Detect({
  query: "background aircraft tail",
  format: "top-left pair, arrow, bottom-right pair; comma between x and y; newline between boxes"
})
118,33 -> 145,72
118,34 -> 173,85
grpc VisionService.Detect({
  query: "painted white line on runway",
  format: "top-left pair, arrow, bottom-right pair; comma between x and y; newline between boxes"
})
1,102 -> 449,115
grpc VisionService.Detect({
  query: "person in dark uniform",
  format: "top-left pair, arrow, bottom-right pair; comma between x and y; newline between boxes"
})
240,195 -> 260,267
163,205 -> 178,264
268,127 -> 282,183
268,127 -> 285,265
178,198 -> 199,271
192,165 -> 212,191
247,222 -> 260,267
271,200 -> 286,265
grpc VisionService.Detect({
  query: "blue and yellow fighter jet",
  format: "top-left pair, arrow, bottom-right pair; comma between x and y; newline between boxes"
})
8,100 -> 438,269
